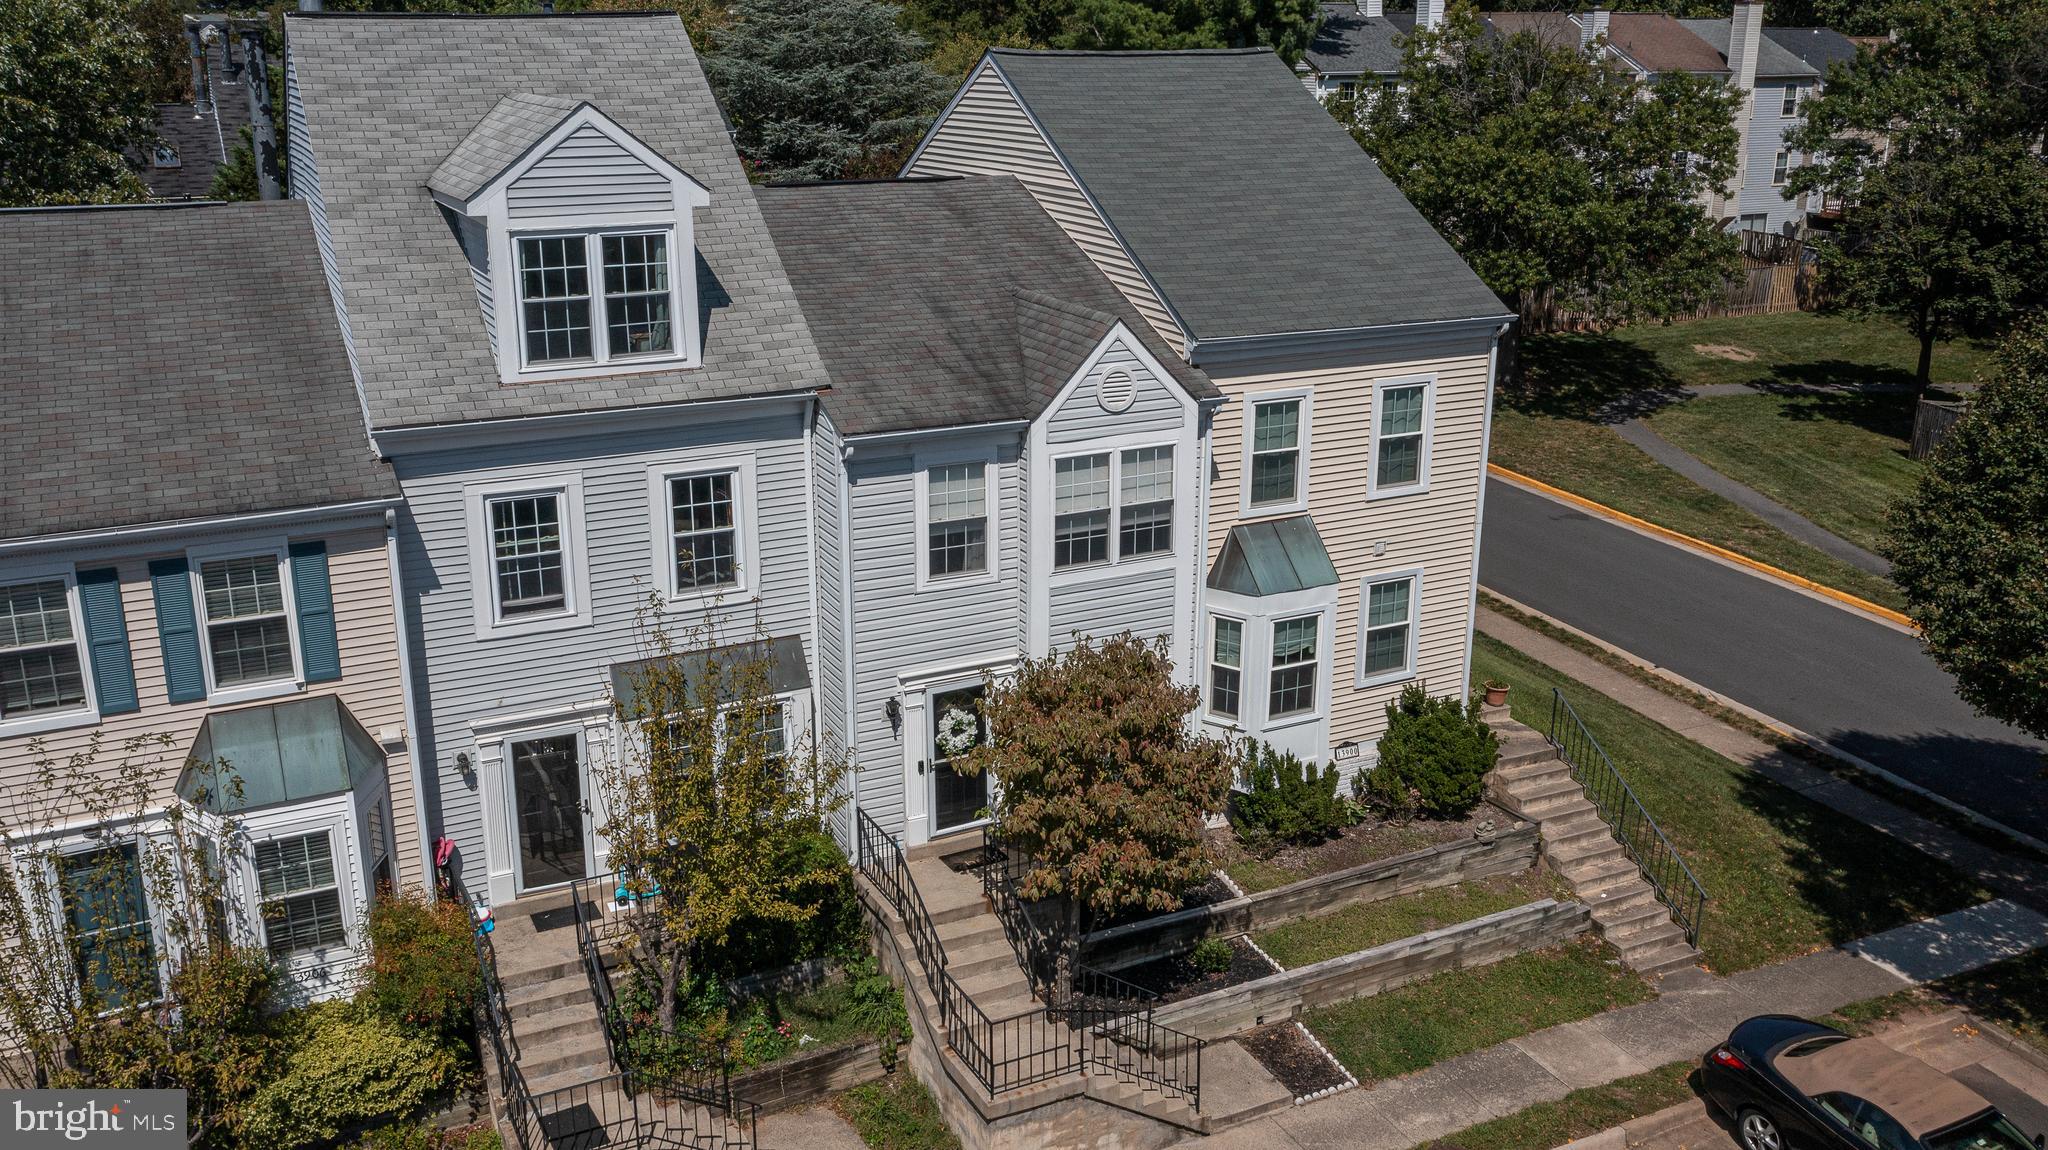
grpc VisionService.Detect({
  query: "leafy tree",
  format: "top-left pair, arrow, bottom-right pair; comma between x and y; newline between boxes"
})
1365,685 -> 1499,818
594,601 -> 852,1035
902,0 -> 1322,73
1787,0 -> 2048,389
956,632 -> 1233,988
1886,315 -> 2048,746
0,0 -> 157,206
210,125 -> 261,201
1352,4 -> 1741,331
704,0 -> 952,182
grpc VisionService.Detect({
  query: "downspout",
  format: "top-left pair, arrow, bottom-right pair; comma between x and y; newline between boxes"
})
1460,322 -> 1514,695
837,440 -> 860,849
385,507 -> 437,899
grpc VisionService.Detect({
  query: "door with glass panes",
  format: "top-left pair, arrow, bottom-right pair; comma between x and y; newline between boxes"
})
508,732 -> 590,892
927,683 -> 989,837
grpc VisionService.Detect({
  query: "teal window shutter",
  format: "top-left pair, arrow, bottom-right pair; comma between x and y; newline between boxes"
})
149,558 -> 206,704
289,541 -> 341,683
75,568 -> 139,715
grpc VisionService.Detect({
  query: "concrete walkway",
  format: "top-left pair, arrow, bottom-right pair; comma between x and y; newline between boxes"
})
1190,901 -> 2048,1150
756,1103 -> 869,1150
1612,419 -> 1891,576
1475,608 -> 2048,910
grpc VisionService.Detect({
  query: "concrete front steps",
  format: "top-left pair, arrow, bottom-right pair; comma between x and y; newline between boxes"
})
485,887 -> 617,1100
1488,720 -> 1704,980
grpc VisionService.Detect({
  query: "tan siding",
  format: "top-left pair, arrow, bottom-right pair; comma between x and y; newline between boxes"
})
0,526 -> 420,888
1207,345 -> 1492,752
907,64 -> 1187,357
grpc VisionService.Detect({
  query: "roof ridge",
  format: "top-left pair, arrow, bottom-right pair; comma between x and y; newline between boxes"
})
989,46 -> 1274,57
1012,286 -> 1120,331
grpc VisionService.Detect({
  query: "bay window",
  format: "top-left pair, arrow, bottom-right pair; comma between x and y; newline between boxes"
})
256,831 -> 347,959
1268,615 -> 1320,718
1207,616 -> 1243,721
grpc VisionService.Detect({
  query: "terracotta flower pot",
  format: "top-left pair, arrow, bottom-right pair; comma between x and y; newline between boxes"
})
1483,680 -> 1510,707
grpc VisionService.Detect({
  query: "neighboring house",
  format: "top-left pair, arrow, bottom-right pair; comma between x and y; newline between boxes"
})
1297,0 -> 1422,101
140,25 -> 253,200
1678,8 -> 1823,234
758,175 -> 1219,848
283,10 -> 839,907
0,200 -> 414,1003
906,49 -> 1515,776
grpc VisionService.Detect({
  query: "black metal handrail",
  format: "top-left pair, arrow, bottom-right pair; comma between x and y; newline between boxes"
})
1547,687 -> 1709,948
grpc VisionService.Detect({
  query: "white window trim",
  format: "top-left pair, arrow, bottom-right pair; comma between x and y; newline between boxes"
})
1265,612 -> 1326,729
1356,566 -> 1424,690
1781,84 -> 1800,118
1239,388 -> 1313,517
0,560 -> 99,736
465,474 -> 590,641
1367,374 -> 1436,500
1202,611 -> 1247,731
510,226 -> 688,375
244,813 -> 359,969
1772,151 -> 1792,186
186,539 -> 304,707
644,455 -> 760,609
41,832 -> 170,1012
1047,434 -> 1182,585
913,445 -> 1002,592
894,655 -> 1017,847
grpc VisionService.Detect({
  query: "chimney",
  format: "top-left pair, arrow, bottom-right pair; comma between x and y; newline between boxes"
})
298,0 -> 322,11
1580,8 -> 1610,51
240,28 -> 284,201
1721,0 -> 1765,216
1416,0 -> 1444,33
1358,0 -> 1383,17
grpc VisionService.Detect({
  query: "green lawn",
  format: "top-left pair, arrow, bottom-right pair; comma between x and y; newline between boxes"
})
1403,1062 -> 1698,1150
1254,869 -> 1571,969
1490,312 -> 1993,611
1472,635 -> 1991,974
831,1072 -> 961,1150
1301,937 -> 1654,1085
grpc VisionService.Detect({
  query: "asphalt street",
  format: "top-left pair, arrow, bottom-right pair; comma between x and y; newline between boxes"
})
1479,478 -> 2048,842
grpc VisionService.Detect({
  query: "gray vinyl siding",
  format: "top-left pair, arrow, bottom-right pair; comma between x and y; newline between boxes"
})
1049,566 -> 1177,651
284,52 -> 360,392
506,123 -> 674,220
455,212 -> 495,346
810,409 -> 853,846
1739,81 -> 1809,232
1044,335 -> 1183,445
392,407 -> 814,897
843,433 -> 1024,842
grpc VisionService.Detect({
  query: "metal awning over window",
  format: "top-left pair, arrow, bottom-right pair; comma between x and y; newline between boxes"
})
178,695 -> 383,813
610,634 -> 810,716
1208,514 -> 1340,597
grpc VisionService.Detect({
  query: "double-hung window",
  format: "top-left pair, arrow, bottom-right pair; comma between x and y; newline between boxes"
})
1371,380 -> 1430,495
1360,572 -> 1419,683
1053,454 -> 1111,569
1207,617 -> 1243,721
1773,151 -> 1792,185
1268,615 -> 1320,718
517,230 -> 676,368
200,556 -> 294,687
926,463 -> 988,578
1249,398 -> 1304,508
1781,84 -> 1799,117
0,579 -> 87,719
1118,447 -> 1174,557
488,494 -> 567,618
59,843 -> 158,1009
256,831 -> 347,959
670,472 -> 740,592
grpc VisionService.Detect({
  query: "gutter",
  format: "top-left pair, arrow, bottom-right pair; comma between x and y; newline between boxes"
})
385,507 -> 437,898
841,418 -> 1032,449
1187,312 -> 1520,366
0,497 -> 400,556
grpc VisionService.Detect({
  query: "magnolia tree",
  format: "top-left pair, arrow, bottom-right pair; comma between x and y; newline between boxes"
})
0,733 -> 277,1144
956,632 -> 1232,993
594,599 -> 851,1036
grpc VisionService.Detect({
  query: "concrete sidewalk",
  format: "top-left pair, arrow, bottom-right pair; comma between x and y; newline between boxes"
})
1190,901 -> 2048,1150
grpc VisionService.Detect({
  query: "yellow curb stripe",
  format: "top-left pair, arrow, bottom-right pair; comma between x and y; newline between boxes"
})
1486,462 -> 1916,629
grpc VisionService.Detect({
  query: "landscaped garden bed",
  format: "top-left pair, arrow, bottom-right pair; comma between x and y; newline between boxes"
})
1237,1022 -> 1353,1101
1252,868 -> 1572,970
1213,807 -> 1509,895
1107,935 -> 1279,1005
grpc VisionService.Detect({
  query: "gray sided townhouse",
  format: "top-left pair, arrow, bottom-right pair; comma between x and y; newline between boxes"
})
906,49 -> 1516,779
0,201 -> 415,1003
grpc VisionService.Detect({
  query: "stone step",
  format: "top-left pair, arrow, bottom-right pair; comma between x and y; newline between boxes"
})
496,952 -> 585,990
1548,835 -> 1626,870
521,1060 -> 622,1100
1630,941 -> 1703,978
1594,899 -> 1674,937
1581,879 -> 1660,916
937,915 -> 1009,954
1089,1076 -> 1204,1131
1508,774 -> 1585,808
956,965 -> 1034,1008
1546,819 -> 1616,855
514,1030 -> 613,1084
906,858 -> 988,927
513,1001 -> 607,1050
1497,740 -> 1561,770
1562,855 -> 1646,894
1543,807 -> 1609,838
1610,917 -> 1687,955
946,938 -> 1024,982
505,977 -> 594,1021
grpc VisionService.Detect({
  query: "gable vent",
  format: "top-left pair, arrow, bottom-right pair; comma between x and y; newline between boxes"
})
1097,370 -> 1137,413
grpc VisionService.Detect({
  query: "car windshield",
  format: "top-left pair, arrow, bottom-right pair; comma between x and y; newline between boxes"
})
1926,1113 -> 2033,1150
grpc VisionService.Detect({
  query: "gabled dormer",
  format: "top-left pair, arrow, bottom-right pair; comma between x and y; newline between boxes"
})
428,95 -> 712,384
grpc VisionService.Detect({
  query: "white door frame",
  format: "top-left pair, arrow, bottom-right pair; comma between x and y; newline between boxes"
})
895,654 -> 1015,848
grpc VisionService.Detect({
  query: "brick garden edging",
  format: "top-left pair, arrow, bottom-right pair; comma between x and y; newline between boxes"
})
1081,810 -> 1541,973
1148,898 -> 1593,1040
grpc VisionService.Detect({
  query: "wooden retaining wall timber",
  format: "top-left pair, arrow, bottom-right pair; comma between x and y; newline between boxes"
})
1148,898 -> 1593,1041
1081,815 -> 1541,973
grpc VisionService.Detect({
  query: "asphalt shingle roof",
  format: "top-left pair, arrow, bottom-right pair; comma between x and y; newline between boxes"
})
427,93 -> 586,205
284,12 -> 832,431
756,176 -> 1216,438
1605,13 -> 1731,75
1762,26 -> 1861,76
1679,17 -> 1820,78
985,48 -> 1508,341
0,201 -> 398,542
1304,4 -> 1413,77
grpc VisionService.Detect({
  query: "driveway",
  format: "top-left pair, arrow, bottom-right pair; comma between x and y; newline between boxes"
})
1478,478 -> 2048,842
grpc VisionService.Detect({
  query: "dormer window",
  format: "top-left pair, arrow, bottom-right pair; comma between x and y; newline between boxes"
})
428,94 -> 709,384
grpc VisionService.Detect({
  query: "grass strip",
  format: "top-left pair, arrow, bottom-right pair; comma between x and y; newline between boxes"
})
1413,1062 -> 1698,1150
831,1072 -> 961,1150
1254,870 -> 1571,970
1302,936 -> 1654,1085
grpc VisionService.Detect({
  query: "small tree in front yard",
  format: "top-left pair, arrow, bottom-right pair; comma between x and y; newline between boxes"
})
594,599 -> 852,1038
1886,315 -> 2048,749
954,632 -> 1233,992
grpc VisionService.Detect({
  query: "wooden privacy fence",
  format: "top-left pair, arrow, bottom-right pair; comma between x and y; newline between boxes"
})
1526,232 -> 1825,332
1910,398 -> 1969,461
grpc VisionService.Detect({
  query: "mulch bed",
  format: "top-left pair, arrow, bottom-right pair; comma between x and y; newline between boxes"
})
1083,873 -> 1236,934
1238,1022 -> 1352,1100
1109,935 -> 1278,1005
1211,807 -> 1512,891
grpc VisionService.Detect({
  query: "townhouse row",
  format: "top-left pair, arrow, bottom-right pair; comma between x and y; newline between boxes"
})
0,11 -> 1510,1001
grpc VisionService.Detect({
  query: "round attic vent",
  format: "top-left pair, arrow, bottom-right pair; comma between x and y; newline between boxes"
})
1097,370 -> 1137,414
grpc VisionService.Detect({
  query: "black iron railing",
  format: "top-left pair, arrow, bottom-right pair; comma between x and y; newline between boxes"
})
1547,687 -> 1709,948
856,809 -> 1201,1111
